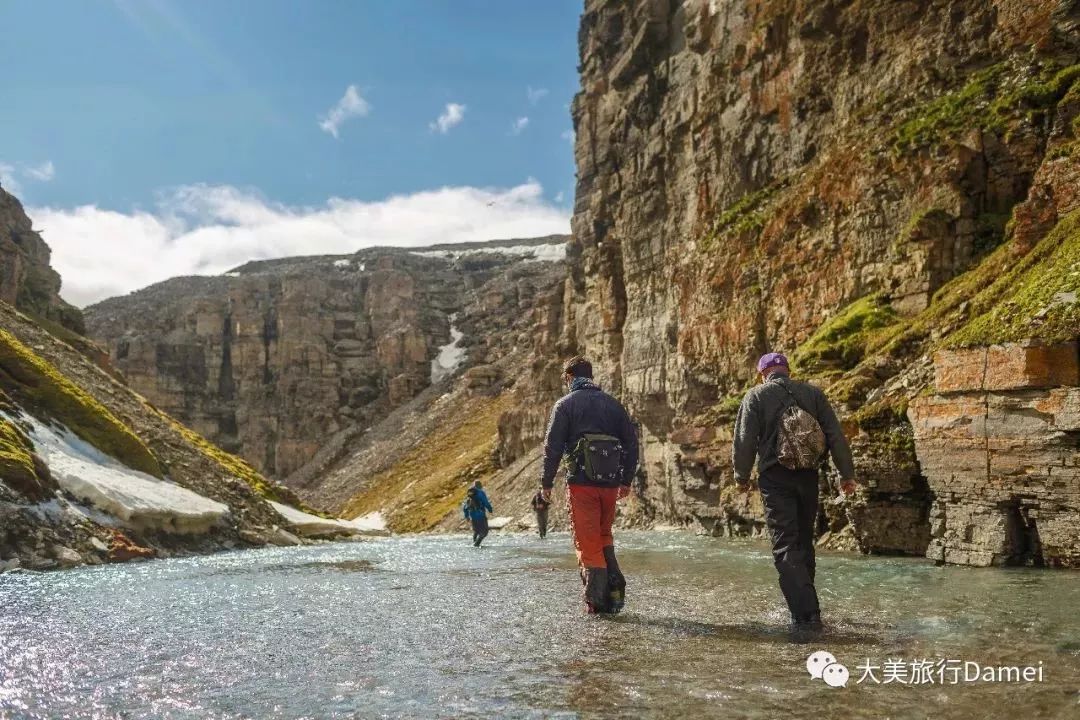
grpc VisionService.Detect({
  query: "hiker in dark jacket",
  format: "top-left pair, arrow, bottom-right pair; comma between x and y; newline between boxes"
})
530,490 -> 551,539
732,352 -> 856,629
540,356 -> 639,613
463,481 -> 493,547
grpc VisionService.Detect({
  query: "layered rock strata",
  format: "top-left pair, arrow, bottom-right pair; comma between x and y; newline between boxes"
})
487,0 -> 1080,563
911,342 -> 1079,567
86,239 -> 568,481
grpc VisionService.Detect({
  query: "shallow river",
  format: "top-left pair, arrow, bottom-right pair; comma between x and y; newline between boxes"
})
1,531 -> 1079,719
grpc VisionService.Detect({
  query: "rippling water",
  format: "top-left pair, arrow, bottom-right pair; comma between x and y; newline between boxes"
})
2,532 -> 1079,719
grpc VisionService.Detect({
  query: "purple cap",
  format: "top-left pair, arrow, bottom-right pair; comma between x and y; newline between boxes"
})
756,352 -> 789,373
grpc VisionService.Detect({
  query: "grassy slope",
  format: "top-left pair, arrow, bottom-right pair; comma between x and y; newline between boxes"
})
340,394 -> 511,533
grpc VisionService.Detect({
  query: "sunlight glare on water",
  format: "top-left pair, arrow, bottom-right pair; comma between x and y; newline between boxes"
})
1,531 -> 1079,719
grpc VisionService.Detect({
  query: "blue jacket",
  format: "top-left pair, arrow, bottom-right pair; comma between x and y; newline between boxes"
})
462,488 -> 493,521
541,382 -> 639,489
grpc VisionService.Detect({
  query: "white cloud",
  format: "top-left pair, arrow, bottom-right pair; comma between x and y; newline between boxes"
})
318,85 -> 370,139
561,129 -> 575,143
430,102 -> 466,134
511,117 -> 529,135
0,163 -> 21,195
30,180 -> 570,307
25,161 -> 55,182
0,160 -> 57,195
526,86 -> 549,105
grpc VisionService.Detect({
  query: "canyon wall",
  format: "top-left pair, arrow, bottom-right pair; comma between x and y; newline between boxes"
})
490,0 -> 1080,564
85,239 -> 568,482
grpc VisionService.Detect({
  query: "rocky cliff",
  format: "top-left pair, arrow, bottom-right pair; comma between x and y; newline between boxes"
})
0,193 -> 377,572
0,187 -> 83,334
495,0 -> 1079,566
84,238 -> 569,483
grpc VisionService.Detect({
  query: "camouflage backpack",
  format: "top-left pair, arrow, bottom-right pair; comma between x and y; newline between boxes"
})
775,384 -> 826,470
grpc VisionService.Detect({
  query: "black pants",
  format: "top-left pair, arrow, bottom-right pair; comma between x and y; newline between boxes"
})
535,509 -> 549,538
758,465 -> 820,622
471,516 -> 489,547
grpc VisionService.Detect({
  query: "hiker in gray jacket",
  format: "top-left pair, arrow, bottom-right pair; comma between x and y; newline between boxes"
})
732,352 -> 857,630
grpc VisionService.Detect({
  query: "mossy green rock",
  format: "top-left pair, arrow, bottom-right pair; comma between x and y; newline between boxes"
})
948,210 -> 1080,347
0,416 -> 55,501
793,294 -> 900,373
0,328 -> 162,478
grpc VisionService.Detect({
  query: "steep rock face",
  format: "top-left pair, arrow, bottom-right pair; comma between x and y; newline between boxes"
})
912,343 -> 1079,567
485,0 -> 1080,561
0,187 -> 83,333
85,239 -> 569,481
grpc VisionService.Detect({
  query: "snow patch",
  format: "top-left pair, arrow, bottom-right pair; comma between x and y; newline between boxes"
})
412,243 -> 566,263
20,415 -> 229,534
334,259 -> 351,268
431,313 -> 466,384
349,511 -> 389,535
268,501 -> 386,538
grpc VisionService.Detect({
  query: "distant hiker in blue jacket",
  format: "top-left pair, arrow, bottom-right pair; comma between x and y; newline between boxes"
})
463,480 -> 493,547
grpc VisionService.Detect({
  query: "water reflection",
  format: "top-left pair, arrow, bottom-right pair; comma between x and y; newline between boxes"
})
0,531 -> 1077,719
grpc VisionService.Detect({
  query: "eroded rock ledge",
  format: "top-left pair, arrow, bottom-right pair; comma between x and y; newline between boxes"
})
911,342 -> 1080,567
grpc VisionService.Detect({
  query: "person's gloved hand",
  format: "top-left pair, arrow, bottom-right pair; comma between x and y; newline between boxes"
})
617,485 -> 631,500
541,487 -> 552,502
839,478 -> 857,496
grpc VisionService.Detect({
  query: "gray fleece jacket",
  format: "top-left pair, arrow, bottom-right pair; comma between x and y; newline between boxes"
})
731,373 -> 855,483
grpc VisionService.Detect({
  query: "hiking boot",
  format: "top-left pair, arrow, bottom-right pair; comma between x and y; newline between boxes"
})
607,574 -> 626,614
791,612 -> 823,636
602,545 -> 625,614
583,567 -> 610,613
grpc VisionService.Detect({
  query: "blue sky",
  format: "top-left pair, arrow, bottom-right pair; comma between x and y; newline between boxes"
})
0,0 -> 581,305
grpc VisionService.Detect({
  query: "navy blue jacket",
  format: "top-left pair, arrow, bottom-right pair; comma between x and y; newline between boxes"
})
541,384 -> 639,489
462,488 -> 492,521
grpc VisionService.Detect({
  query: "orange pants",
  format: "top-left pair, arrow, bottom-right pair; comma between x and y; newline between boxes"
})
568,485 -> 620,568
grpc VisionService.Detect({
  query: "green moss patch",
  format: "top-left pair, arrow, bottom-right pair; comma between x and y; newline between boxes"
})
894,62 -> 1080,153
0,417 -> 41,490
947,209 -> 1080,347
0,328 -> 162,478
793,294 -> 901,373
701,181 -> 787,249
893,64 -> 1008,152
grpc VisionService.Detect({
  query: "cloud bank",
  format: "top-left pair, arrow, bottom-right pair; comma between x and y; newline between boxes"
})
318,85 -> 370,138
30,181 -> 570,307
430,102 -> 466,134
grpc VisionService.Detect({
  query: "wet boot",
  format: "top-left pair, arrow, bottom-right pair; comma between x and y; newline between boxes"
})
582,567 -> 610,614
602,545 -> 625,614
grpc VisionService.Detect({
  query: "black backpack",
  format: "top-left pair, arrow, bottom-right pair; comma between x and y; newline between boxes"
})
565,433 -> 624,485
